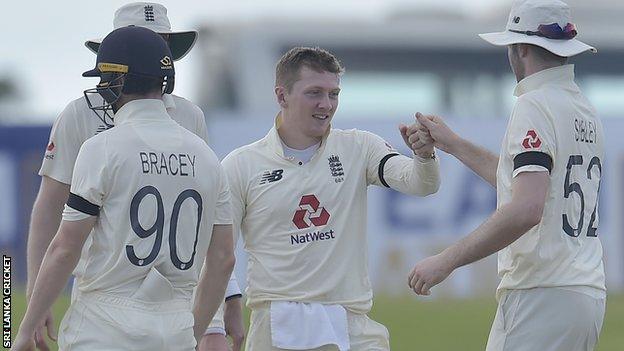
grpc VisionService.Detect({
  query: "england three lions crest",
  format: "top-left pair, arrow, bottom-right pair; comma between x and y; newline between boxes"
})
328,155 -> 344,183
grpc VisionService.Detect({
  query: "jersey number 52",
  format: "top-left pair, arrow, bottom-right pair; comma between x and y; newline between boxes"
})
562,155 -> 601,238
127,185 -> 203,270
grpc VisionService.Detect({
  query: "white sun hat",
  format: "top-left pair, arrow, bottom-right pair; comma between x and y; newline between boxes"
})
479,0 -> 596,57
85,2 -> 197,61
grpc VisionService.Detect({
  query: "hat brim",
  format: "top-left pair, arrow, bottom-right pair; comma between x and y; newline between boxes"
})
479,31 -> 597,57
85,30 -> 197,61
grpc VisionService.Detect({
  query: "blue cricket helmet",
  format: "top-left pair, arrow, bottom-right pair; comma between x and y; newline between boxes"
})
83,25 -> 175,80
83,26 -> 175,128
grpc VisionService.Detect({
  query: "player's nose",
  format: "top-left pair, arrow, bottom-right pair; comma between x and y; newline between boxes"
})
317,94 -> 333,111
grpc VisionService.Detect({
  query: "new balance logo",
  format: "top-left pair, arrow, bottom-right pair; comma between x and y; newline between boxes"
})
144,5 -> 155,21
259,169 -> 284,185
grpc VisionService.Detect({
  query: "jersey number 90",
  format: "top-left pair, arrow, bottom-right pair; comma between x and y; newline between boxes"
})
127,185 -> 203,270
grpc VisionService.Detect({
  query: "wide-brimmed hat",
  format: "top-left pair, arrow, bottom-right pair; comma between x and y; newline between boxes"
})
479,0 -> 596,57
85,2 -> 197,61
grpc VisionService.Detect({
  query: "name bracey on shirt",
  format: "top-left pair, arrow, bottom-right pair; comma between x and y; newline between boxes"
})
139,152 -> 196,177
291,229 -> 336,245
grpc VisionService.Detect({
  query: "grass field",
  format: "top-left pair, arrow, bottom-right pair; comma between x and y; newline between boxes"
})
10,290 -> 624,350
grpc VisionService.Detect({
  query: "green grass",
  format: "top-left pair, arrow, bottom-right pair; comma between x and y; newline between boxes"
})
10,290 -> 624,350
370,295 -> 624,351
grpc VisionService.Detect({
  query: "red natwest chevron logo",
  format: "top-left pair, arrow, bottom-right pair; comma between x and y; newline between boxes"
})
522,130 -> 542,149
292,194 -> 330,229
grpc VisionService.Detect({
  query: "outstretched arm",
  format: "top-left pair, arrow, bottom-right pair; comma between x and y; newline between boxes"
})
367,114 -> 440,196
408,171 -> 549,295
411,114 -> 499,188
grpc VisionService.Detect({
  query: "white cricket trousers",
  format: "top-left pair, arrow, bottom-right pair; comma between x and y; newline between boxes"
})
486,287 -> 605,351
58,291 -> 196,351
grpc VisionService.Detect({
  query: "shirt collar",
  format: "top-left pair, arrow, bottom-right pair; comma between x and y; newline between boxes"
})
114,99 -> 170,125
514,64 -> 575,97
266,112 -> 331,158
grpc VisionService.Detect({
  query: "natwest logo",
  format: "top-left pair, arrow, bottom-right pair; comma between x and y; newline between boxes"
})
522,130 -> 542,149
292,194 -> 330,229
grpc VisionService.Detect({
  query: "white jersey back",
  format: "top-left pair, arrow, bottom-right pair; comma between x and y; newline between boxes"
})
40,94 -> 208,184
496,65 -> 605,298
65,99 -> 231,300
41,94 -> 209,281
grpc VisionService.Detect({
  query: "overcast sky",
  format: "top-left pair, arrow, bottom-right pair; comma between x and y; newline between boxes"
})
2,0 -> 509,122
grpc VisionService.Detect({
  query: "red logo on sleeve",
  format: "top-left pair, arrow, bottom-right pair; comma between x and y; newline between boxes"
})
46,141 -> 55,151
522,130 -> 542,149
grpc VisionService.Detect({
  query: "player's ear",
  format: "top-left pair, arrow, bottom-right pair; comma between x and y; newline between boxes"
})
518,43 -> 530,58
275,86 -> 288,108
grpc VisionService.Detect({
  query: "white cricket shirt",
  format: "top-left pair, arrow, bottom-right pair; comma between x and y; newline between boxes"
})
222,116 -> 440,314
40,94 -> 208,278
64,99 -> 231,300
496,65 -> 605,298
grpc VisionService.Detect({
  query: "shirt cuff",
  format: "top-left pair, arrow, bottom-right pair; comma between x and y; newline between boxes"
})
225,275 -> 241,299
414,152 -> 437,163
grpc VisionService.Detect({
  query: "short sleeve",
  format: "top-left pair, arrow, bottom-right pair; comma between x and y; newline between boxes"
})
506,97 -> 556,178
213,163 -> 232,225
221,153 -> 245,246
39,101 -> 84,184
67,137 -> 108,215
62,204 -> 94,221
361,131 -> 400,187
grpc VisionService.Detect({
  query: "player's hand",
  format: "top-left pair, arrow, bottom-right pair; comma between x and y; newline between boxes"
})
409,131 -> 435,159
224,297 -> 245,351
398,123 -> 413,150
399,112 -> 426,149
413,114 -> 461,155
401,112 -> 435,158
12,330 -> 36,351
33,309 -> 57,351
408,252 -> 455,295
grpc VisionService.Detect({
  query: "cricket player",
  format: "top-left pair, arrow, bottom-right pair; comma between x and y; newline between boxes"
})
25,3 -> 243,350
222,46 -> 440,350
14,26 -> 234,351
407,1 -> 605,350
